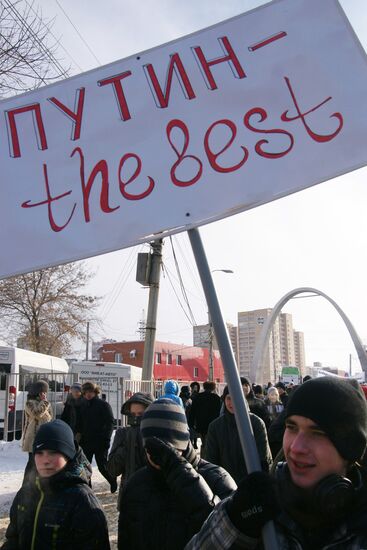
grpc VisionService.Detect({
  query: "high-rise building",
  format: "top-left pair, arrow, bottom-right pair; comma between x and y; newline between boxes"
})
238,309 -> 277,382
227,323 -> 238,365
237,309 -> 305,382
279,313 -> 295,367
293,330 -> 306,374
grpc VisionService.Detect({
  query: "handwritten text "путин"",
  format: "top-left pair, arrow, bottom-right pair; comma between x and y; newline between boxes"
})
21,76 -> 343,232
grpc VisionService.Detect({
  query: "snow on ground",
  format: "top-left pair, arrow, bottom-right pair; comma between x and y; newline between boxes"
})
0,440 -> 27,517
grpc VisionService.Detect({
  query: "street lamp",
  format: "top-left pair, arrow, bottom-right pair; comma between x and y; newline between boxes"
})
208,269 -> 234,381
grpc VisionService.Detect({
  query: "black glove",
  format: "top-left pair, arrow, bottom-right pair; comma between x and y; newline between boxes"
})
227,471 -> 278,538
144,437 -> 186,472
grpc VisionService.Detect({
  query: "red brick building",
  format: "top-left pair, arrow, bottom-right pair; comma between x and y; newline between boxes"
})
98,340 -> 225,382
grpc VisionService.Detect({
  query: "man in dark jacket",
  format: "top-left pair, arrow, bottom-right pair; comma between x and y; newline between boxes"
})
188,381 -> 221,457
61,382 -> 83,436
79,381 -> 116,492
107,391 -> 153,509
205,385 -> 272,483
2,420 -> 110,549
275,381 -> 289,407
242,377 -> 271,430
186,377 -> 367,550
118,398 -> 236,550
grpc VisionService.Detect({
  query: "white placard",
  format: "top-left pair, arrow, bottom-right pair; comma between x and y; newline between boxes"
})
1,0 -> 367,279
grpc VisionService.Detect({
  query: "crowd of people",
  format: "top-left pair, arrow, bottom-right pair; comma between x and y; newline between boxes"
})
2,374 -> 367,549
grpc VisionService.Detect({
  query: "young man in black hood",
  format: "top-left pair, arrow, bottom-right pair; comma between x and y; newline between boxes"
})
186,377 -> 367,550
2,420 -> 110,549
107,391 -> 154,510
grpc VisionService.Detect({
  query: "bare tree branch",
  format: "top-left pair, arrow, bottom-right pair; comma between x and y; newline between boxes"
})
0,0 -> 69,98
0,262 -> 99,356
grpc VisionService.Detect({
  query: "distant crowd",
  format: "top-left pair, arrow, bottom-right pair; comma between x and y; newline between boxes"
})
2,373 -> 367,549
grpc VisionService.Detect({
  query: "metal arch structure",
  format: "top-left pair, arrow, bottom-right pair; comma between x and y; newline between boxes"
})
250,287 -> 367,384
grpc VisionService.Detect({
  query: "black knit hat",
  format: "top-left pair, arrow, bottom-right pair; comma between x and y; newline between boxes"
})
140,398 -> 190,451
285,377 -> 367,461
121,392 -> 154,415
33,420 -> 76,460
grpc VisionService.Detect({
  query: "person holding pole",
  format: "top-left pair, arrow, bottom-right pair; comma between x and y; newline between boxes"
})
185,377 -> 367,549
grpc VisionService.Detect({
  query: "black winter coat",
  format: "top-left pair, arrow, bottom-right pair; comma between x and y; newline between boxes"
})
246,393 -> 271,430
188,391 -> 221,435
205,409 -> 273,483
79,396 -> 114,449
1,448 -> 110,550
117,442 -> 236,550
61,395 -> 82,434
107,425 -> 147,510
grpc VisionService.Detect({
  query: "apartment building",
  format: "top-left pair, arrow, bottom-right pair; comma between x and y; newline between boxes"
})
237,309 -> 305,382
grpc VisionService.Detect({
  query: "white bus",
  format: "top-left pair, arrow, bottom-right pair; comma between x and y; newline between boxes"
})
70,360 -> 142,421
0,346 -> 70,440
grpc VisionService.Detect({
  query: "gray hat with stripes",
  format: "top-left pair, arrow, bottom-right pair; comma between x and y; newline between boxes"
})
140,398 -> 190,451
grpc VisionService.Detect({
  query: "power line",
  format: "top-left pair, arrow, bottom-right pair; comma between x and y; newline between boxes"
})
0,30 -> 48,87
174,234 -> 204,299
162,262 -> 196,327
54,0 -> 102,66
100,246 -> 144,321
99,246 -> 138,318
24,0 -> 83,73
169,236 -> 197,326
3,0 -> 67,77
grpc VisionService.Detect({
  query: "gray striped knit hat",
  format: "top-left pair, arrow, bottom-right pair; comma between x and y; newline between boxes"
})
140,398 -> 190,451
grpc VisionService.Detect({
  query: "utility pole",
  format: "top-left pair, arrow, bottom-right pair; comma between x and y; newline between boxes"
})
141,240 -> 163,380
208,313 -> 214,381
85,321 -> 90,361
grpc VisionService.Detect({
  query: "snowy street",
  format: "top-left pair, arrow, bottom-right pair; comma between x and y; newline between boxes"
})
0,440 -> 119,548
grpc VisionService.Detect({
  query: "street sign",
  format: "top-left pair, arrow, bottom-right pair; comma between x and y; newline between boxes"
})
1,0 -> 367,278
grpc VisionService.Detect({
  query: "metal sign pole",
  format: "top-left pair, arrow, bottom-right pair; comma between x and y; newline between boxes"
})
188,227 -> 279,550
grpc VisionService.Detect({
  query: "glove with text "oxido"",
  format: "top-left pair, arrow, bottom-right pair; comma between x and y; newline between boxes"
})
227,471 -> 279,538
144,436 -> 187,473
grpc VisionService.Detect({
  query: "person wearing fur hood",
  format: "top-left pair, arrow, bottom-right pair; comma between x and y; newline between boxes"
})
21,380 -> 53,483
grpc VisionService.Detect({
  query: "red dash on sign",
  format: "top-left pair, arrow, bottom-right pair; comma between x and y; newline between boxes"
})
248,31 -> 287,52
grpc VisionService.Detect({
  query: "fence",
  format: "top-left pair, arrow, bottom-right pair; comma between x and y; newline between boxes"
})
1,374 -> 227,440
0,372 -> 71,441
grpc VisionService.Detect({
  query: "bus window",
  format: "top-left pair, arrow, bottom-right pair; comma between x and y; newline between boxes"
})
0,364 -> 11,390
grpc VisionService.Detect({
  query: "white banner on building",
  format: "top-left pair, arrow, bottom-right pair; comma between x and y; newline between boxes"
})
1,0 -> 367,279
